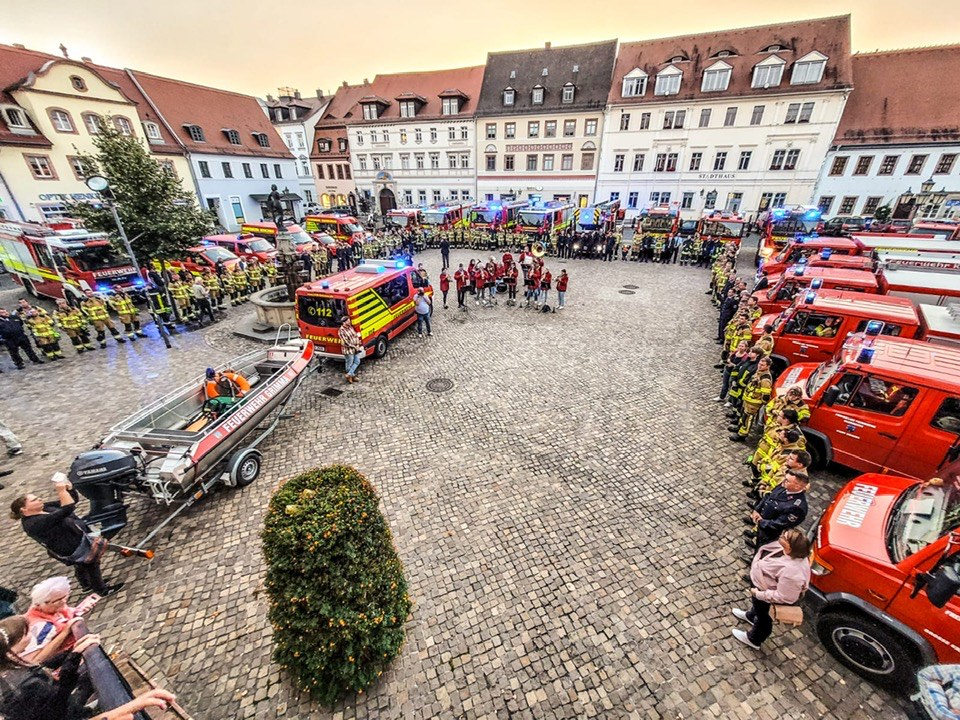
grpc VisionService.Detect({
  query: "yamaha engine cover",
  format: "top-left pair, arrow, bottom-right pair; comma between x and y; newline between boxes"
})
70,449 -> 138,486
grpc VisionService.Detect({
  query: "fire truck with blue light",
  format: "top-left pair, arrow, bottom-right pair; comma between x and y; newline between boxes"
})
755,205 -> 823,266
517,201 -> 577,235
0,219 -> 142,302
638,205 -> 679,241
576,199 -> 622,234
697,211 -> 746,247
468,200 -> 528,231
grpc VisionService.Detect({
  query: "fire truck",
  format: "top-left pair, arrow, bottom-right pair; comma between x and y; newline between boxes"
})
0,220 -> 141,302
638,206 -> 679,241
422,202 -> 473,231
576,199 -> 622,234
518,201 -> 577,235
755,205 -> 823,266
468,200 -> 528,231
696,211 -> 746,246
384,208 -> 423,231
910,220 -> 960,241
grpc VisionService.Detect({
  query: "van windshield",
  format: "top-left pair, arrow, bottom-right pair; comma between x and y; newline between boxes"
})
297,294 -> 347,329
806,357 -> 842,396
68,245 -> 131,271
422,212 -> 449,225
887,478 -> 960,562
471,209 -> 499,224
246,238 -> 274,253
198,246 -> 238,263
519,211 -> 546,226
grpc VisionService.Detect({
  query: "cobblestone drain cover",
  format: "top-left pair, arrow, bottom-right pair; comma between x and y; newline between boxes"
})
426,378 -> 455,393
619,290 -> 637,295
623,284 -> 640,289
320,387 -> 343,397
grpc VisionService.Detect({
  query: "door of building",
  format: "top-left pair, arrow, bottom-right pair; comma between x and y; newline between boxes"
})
379,188 -> 397,215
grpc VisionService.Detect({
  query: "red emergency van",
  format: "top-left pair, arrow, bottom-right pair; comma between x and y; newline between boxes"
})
302,214 -> 368,246
385,208 -> 423,231
241,222 -> 318,253
755,206 -> 822,266
697,211 -> 746,247
753,266 -> 880,314
204,233 -> 277,263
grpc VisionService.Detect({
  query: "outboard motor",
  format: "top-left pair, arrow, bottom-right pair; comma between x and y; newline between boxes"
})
69,449 -> 139,538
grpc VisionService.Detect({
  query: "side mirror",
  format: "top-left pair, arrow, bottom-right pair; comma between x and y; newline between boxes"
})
926,566 -> 960,608
822,386 -> 841,407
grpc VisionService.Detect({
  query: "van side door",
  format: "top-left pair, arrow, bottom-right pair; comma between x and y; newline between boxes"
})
779,310 -> 843,364
886,395 -> 960,480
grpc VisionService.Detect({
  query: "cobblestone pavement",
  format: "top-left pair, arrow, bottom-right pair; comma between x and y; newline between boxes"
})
0,248 -> 907,720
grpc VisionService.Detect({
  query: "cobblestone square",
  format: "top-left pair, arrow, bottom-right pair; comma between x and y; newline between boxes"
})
0,247 -> 907,719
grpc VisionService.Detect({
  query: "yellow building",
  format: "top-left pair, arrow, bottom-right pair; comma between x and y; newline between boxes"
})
0,44 -> 192,222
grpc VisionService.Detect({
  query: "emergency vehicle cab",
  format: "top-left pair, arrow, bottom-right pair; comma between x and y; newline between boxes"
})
639,206 -> 678,239
296,259 -> 432,360
0,220 -> 141,301
755,205 -> 822,266
576,199 -> 621,234
910,220 -> 960,241
468,200 -> 528,230
241,222 -> 318,253
302,214 -> 369,246
164,244 -> 241,276
518,201 -> 577,235
697,211 -> 746,246
807,459 -> 960,691
422,202 -> 472,231
204,233 -> 278,263
385,208 -> 423,231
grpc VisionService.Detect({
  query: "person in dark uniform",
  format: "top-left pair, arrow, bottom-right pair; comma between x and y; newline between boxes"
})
440,236 -> 450,271
743,469 -> 810,550
0,309 -> 43,369
604,234 -> 616,262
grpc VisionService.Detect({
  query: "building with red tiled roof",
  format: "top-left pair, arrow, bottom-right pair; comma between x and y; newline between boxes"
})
262,87 -> 330,210
344,66 -> 486,213
311,82 -> 368,210
597,16 -> 852,225
814,46 -> 960,221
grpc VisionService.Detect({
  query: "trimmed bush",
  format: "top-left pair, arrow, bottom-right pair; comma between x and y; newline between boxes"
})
262,465 -> 411,705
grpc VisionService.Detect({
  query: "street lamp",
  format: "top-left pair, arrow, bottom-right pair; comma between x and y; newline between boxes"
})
921,178 -> 936,195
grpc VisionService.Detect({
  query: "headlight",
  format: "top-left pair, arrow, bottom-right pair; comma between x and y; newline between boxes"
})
810,545 -> 833,576
761,248 -> 774,258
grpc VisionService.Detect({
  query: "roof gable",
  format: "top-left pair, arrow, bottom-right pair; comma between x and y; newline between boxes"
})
344,65 -> 485,123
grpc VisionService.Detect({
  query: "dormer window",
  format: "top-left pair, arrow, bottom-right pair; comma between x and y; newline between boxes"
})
318,138 -> 331,152
143,121 -> 163,142
252,132 -> 270,147
791,51 -> 827,85
621,69 -> 648,97
561,84 -> 575,103
669,55 -> 688,64
654,66 -> 682,96
362,103 -> 380,120
184,124 -> 205,142
441,97 -> 460,115
338,138 -> 347,152
223,128 -> 241,145
701,61 -> 732,92
532,86 -> 544,105
399,100 -> 417,118
4,107 -> 33,134
752,55 -> 786,88
765,44 -> 783,53
503,88 -> 515,106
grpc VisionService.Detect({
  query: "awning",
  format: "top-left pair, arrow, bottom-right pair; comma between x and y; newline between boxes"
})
250,192 -> 302,202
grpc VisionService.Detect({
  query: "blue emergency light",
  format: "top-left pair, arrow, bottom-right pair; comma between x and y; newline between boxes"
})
804,209 -> 822,220
811,278 -> 823,289
804,291 -> 817,304
793,266 -> 806,276
797,257 -> 809,265
394,260 -> 406,269
96,284 -> 112,294
864,320 -> 884,336
820,248 -> 833,260
321,281 -> 330,289
856,347 -> 876,364
772,208 -> 787,219
132,278 -> 146,289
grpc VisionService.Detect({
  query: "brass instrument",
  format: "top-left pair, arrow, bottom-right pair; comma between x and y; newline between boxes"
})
531,241 -> 546,257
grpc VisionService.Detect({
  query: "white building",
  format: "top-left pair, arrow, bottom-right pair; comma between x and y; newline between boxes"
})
814,47 -> 960,220
344,67 -> 485,214
263,88 -> 329,211
596,16 -> 853,221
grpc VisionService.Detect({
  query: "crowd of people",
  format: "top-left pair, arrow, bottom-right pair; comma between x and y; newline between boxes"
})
442,249 -> 569,312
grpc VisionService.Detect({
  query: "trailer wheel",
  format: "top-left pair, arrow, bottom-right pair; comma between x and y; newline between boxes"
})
816,611 -> 919,693
225,448 -> 262,488
374,334 -> 389,359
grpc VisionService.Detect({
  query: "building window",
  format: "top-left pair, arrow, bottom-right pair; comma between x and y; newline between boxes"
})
769,148 -> 800,170
441,97 -> 459,115
752,62 -> 784,88
274,164 -> 282,178
403,190 -> 413,205
198,160 -> 211,178
935,153 -> 957,174
701,66 -> 731,92
863,196 -> 883,215
427,153 -> 437,169
222,161 -> 233,178
580,153 -> 594,171
503,89 -> 515,106
355,131 -> 364,146
316,164 -> 325,179
738,151 -> 752,170
448,126 -> 456,141
415,153 -> 425,169
713,151 -> 727,171
83,113 -> 105,135
504,155 -> 515,171
48,109 -> 74,133
260,163 -> 269,178
362,103 -> 379,120
689,152 -> 702,171
400,154 -> 410,170
723,107 -> 737,126
143,121 -> 162,141
561,84 -> 575,103
532,87 -> 544,104
460,125 -> 468,140
486,123 -> 496,139
344,164 -> 351,179
242,162 -> 252,178
654,71 -> 682,96
853,156 -> 874,176
25,155 -> 56,179
4,108 -> 30,132
357,155 -> 368,171
627,191 -> 639,209
838,196 -> 857,214
609,192 -> 620,202
750,105 -> 764,126
224,129 -> 241,145
428,127 -> 437,142
663,110 -> 685,129
528,121 -> 540,138
338,138 -> 347,152
585,119 -> 597,136
622,74 -> 647,97
336,164 -> 345,178
184,123 -> 205,142
69,75 -> 87,92
784,101 -> 815,124
446,152 -> 457,168
829,156 -> 848,176
654,153 -> 678,172
414,128 -> 422,143
818,196 -> 835,214
504,122 -> 515,139
791,57 -> 827,85
698,108 -> 711,128
432,190 -> 441,203
563,120 -> 576,137
632,153 -> 645,172
67,156 -> 87,180
906,154 -> 927,175
543,154 -> 554,171
561,154 -> 573,171
380,129 -> 389,143
772,192 -> 787,208
526,154 -> 538,171
545,120 -> 557,138
486,155 -> 496,171
681,192 -> 694,210
619,113 -> 630,131
613,154 -> 625,172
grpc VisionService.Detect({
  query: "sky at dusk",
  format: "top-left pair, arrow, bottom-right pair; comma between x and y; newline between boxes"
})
3,0 -> 958,100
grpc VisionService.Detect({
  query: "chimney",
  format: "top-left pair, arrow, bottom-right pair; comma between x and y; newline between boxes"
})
294,90 -> 301,99
266,94 -> 275,102
341,80 -> 348,88
316,88 -> 324,99
363,78 -> 370,85
12,43 -> 25,49
545,41 -> 551,50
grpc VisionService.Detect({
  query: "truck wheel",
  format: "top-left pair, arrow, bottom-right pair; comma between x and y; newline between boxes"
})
225,448 -> 262,488
374,334 -> 389,359
771,357 -> 788,379
805,434 -> 827,470
23,279 -> 37,297
816,611 -> 918,692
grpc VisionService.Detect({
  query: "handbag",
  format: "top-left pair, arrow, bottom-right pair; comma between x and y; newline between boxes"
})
771,604 -> 804,626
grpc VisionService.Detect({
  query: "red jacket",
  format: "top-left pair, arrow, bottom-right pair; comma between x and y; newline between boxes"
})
556,274 -> 569,292
475,269 -> 487,286
505,265 -> 518,283
439,273 -> 450,292
454,270 -> 467,289
541,271 -> 552,289
502,252 -> 513,266
531,269 -> 542,286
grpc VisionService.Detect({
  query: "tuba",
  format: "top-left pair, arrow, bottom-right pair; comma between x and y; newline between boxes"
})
531,241 -> 546,257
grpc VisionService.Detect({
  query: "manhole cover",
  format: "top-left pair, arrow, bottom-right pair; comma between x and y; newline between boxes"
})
320,387 -> 343,397
426,378 -> 454,393
623,284 -> 639,289
619,290 -> 636,295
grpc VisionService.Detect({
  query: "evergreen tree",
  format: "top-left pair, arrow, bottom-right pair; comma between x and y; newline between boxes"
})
69,124 -> 210,261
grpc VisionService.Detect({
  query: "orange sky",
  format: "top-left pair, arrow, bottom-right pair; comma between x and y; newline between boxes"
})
3,0 -> 958,99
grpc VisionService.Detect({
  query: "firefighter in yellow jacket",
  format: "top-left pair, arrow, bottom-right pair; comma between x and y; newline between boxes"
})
169,277 -> 195,320
264,260 -> 278,287
24,306 -> 64,360
203,268 -> 223,309
246,259 -> 263,293
109,287 -> 146,340
54,299 -> 94,353
81,290 -> 125,347
732,355 -> 773,441
232,266 -> 249,303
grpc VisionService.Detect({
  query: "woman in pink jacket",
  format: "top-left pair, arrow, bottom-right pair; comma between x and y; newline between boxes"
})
732,527 -> 811,649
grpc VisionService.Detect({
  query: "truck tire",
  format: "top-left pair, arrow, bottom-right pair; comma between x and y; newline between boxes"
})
816,611 -> 919,692
770,356 -> 789,379
225,448 -> 262,488
22,278 -> 37,298
374,334 -> 389,359
804,433 -> 828,471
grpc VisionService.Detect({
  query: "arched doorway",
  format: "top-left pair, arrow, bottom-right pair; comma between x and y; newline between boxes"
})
379,188 -> 397,215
